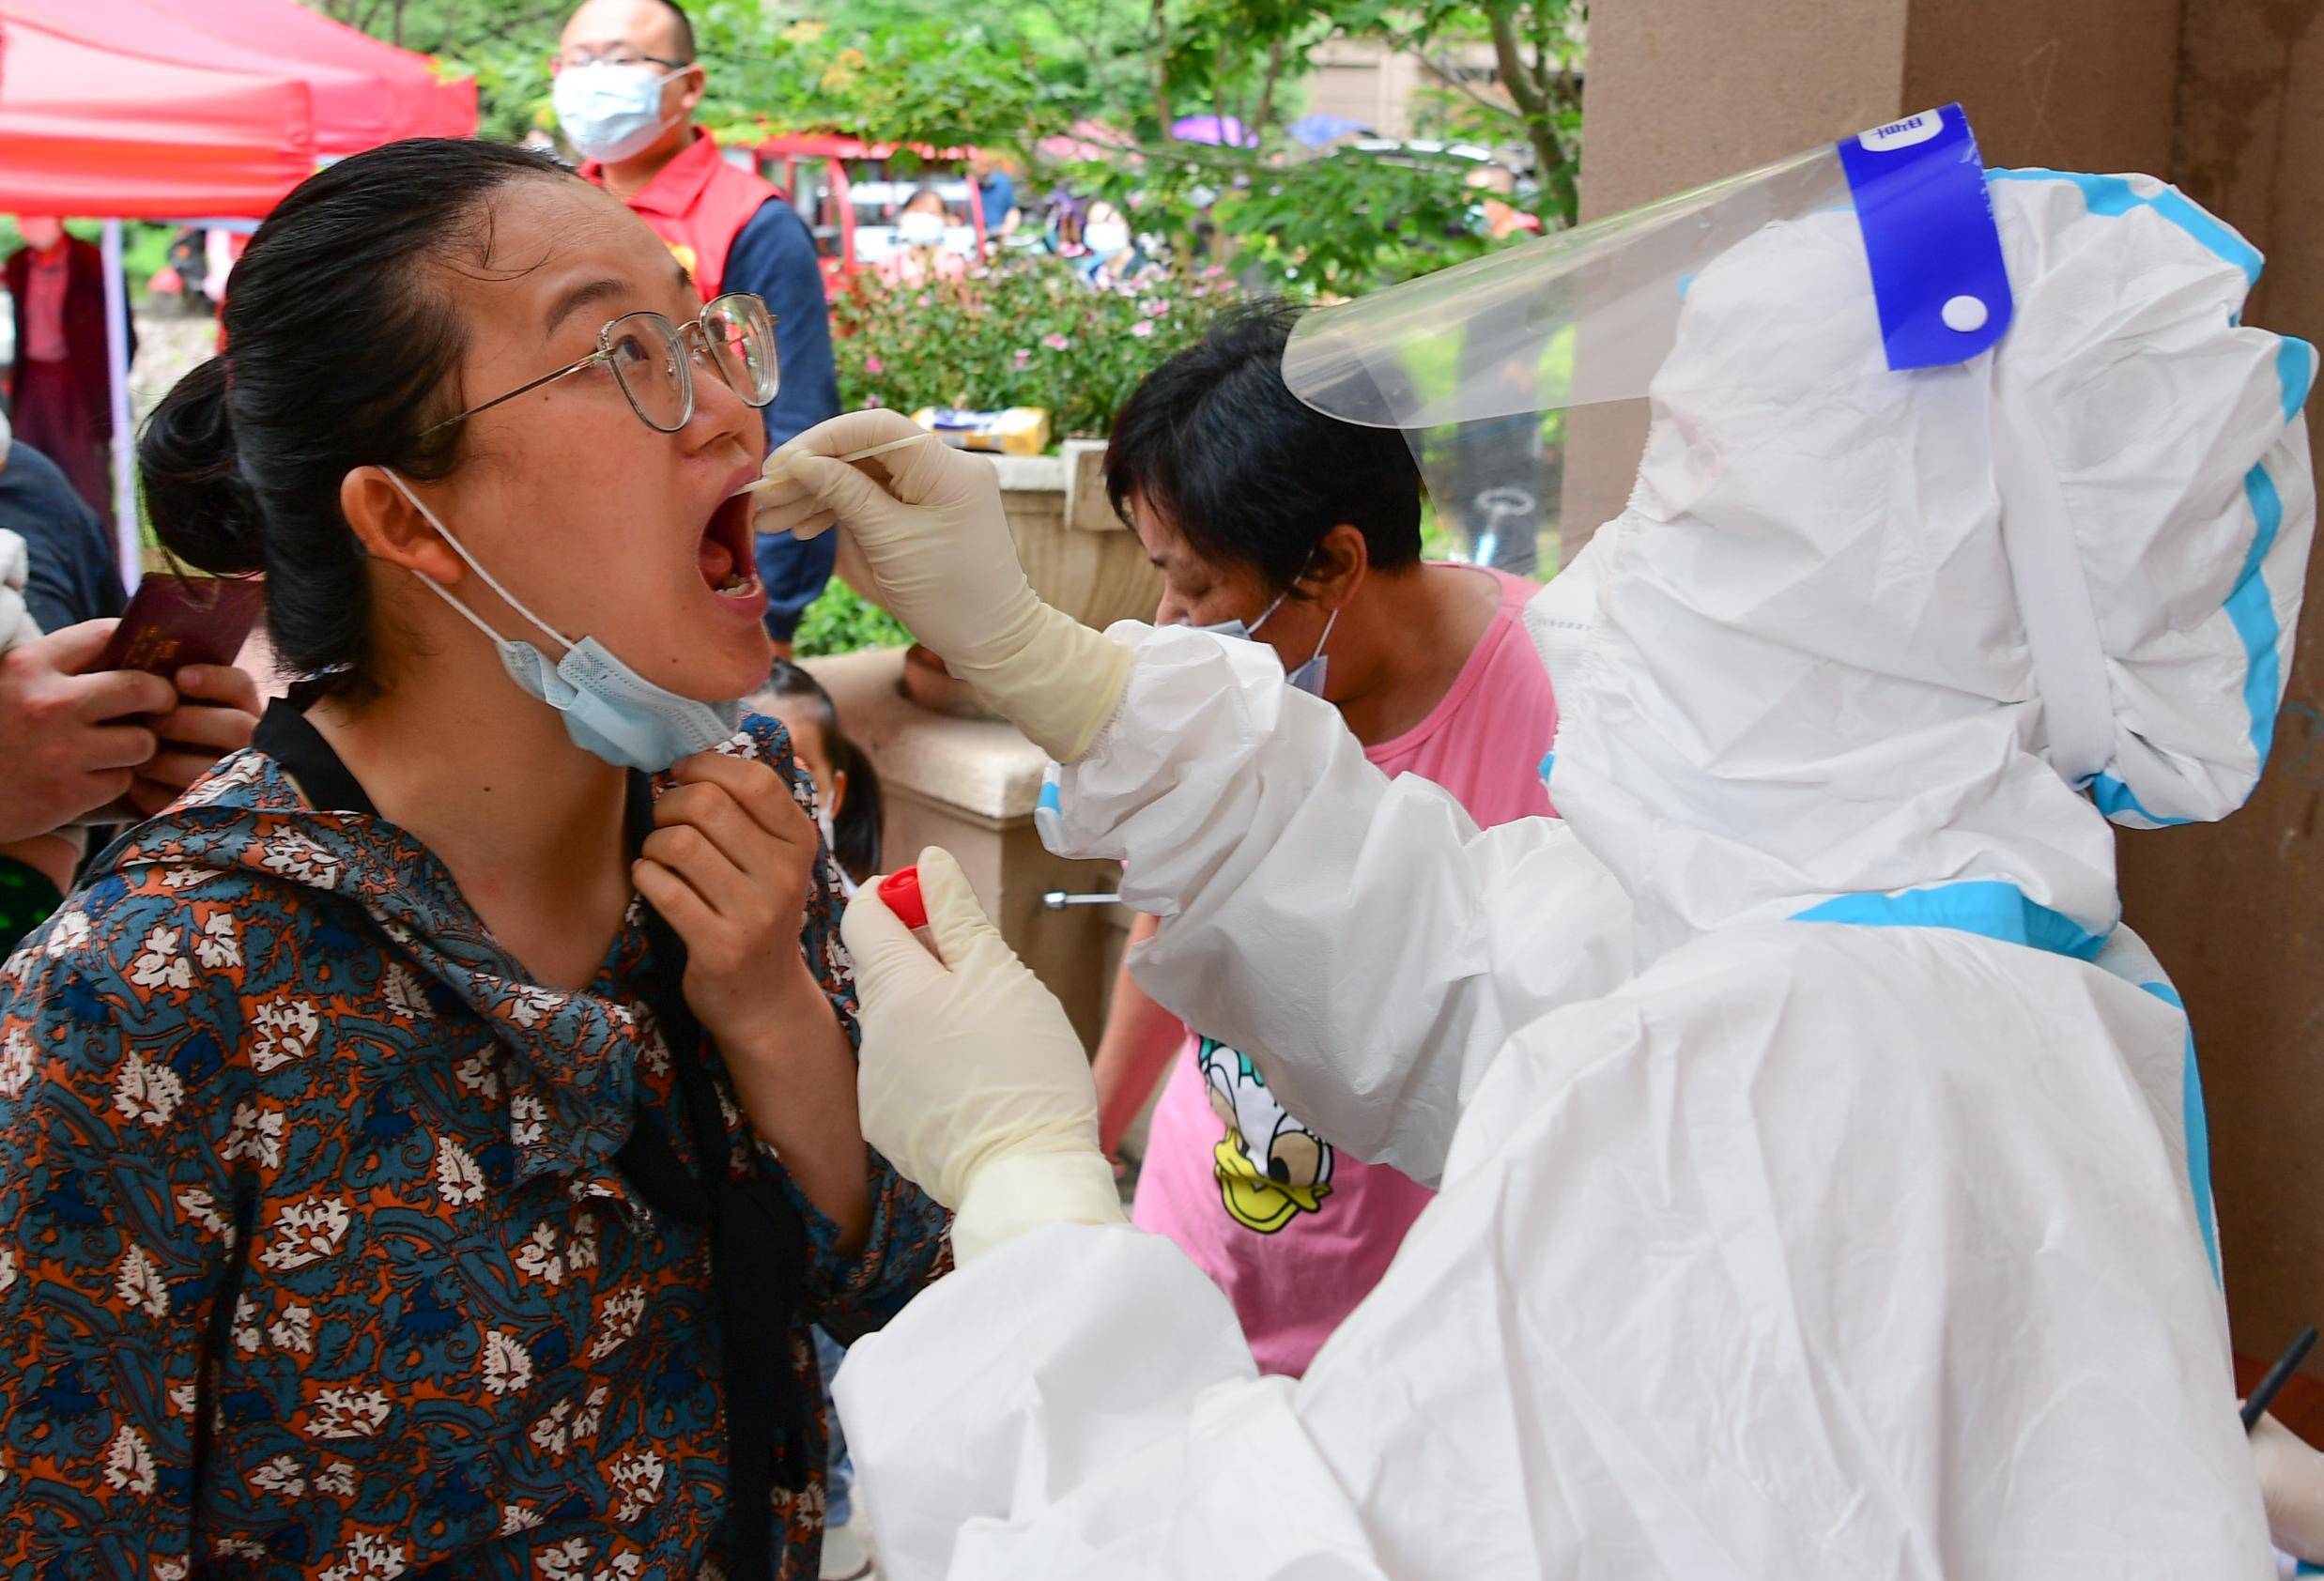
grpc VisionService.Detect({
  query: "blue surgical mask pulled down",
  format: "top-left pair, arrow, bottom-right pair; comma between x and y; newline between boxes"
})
385,471 -> 742,773
552,62 -> 684,164
1196,592 -> 1339,697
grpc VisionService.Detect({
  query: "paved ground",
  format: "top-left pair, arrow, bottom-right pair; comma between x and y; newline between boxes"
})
129,308 -> 220,432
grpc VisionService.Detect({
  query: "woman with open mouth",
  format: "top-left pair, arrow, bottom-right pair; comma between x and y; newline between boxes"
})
0,138 -> 946,1580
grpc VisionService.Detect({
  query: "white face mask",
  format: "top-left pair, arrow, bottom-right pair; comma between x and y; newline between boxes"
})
1085,222 -> 1131,257
897,210 -> 946,248
384,471 -> 742,772
553,61 -> 685,164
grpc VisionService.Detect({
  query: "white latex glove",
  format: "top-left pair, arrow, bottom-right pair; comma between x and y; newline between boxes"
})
755,411 -> 1132,762
2254,1411 -> 2324,1565
840,845 -> 1126,1261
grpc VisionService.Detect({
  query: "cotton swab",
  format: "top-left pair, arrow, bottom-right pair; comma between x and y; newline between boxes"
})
739,430 -> 935,495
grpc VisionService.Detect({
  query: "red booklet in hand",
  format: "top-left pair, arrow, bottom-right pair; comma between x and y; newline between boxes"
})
96,572 -> 264,679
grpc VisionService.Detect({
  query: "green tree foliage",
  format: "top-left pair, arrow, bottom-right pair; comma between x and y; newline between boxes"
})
309,0 -> 1586,291
305,0 -> 562,142
832,255 -> 1224,439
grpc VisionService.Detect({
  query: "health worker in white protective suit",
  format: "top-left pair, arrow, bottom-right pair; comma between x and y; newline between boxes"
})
753,107 -> 2319,1578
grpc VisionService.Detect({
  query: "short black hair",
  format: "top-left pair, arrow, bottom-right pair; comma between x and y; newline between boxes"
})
653,0 -> 696,62
1105,299 -> 1423,594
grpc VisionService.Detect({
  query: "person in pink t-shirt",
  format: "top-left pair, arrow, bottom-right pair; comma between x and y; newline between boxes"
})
1090,301 -> 1560,1376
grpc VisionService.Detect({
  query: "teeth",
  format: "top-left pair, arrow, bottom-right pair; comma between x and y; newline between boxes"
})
714,570 -> 758,594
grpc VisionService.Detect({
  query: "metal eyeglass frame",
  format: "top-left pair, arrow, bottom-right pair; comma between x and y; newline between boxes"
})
551,46 -> 691,71
420,293 -> 779,439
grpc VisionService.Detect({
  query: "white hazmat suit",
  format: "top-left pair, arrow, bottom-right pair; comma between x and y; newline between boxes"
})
765,161 -> 2316,1578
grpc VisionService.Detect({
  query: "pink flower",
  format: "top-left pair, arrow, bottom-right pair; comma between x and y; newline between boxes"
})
1013,348 -> 1032,369
861,395 -> 885,408
1131,319 -> 1156,338
1042,332 -> 1070,350
865,356 -> 886,376
1142,299 -> 1169,317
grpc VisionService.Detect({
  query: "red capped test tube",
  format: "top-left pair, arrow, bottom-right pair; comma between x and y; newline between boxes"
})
878,867 -> 940,957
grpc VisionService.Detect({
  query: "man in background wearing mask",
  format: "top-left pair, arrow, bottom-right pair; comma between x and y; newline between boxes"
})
556,0 -> 840,661
4,216 -> 134,524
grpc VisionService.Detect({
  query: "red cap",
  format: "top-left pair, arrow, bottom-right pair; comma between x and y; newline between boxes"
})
877,866 -> 928,931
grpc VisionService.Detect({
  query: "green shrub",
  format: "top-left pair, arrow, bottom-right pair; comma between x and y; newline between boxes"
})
831,255 -> 1227,442
792,575 -> 915,659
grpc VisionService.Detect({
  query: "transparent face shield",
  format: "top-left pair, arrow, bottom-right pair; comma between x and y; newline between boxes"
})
1283,106 -> 2014,575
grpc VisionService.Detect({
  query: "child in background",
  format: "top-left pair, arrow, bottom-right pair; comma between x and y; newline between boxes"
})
756,659 -> 885,894
750,658 -> 886,1580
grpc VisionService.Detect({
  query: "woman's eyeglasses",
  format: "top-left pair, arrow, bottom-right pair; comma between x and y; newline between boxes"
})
423,292 -> 779,438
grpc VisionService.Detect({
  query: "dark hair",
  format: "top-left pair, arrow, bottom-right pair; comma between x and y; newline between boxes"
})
759,661 -> 884,885
649,0 -> 697,62
1105,299 -> 1423,596
139,138 -> 572,698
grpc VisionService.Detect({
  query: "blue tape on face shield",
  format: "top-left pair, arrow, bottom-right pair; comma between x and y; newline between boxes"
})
384,470 -> 743,773
1194,591 -> 1340,697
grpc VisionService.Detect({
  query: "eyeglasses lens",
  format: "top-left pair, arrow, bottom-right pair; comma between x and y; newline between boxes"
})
703,295 -> 779,408
606,315 -> 689,433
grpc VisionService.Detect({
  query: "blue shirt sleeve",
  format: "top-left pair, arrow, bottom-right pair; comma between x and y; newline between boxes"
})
722,197 -> 840,453
0,443 -> 125,633
980,173 -> 1017,226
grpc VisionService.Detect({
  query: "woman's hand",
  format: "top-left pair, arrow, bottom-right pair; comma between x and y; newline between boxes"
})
127,663 -> 263,818
635,749 -> 870,1247
633,751 -> 824,1053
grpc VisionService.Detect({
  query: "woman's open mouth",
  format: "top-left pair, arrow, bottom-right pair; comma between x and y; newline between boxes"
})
698,492 -> 763,605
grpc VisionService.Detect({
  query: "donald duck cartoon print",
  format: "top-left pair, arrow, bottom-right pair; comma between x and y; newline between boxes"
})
1196,1037 -> 1335,1233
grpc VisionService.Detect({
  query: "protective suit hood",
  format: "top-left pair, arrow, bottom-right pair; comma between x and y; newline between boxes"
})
1536,168 -> 2316,967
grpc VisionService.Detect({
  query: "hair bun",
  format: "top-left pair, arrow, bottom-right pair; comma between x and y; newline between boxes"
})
138,356 -> 266,576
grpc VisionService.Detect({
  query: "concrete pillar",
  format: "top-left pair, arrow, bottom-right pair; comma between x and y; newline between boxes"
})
1566,0 -> 2178,543
2121,0 -> 2324,1372
1576,0 -> 2324,1370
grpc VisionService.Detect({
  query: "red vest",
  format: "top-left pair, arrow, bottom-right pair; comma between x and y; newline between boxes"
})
584,129 -> 781,301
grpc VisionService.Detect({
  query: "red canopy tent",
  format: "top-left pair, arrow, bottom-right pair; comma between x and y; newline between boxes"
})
171,0 -> 477,146
8,0 -> 468,160
0,0 -> 475,584
0,8 -> 316,217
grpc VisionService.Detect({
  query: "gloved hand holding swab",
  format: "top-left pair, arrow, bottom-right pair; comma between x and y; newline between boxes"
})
737,430 -> 933,496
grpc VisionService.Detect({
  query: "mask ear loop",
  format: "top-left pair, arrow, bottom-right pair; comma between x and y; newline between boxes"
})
1306,604 -> 1342,667
381,468 -> 576,656
1250,540 -> 1339,642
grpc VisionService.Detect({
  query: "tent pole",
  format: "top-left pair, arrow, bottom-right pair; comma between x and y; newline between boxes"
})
100,220 -> 140,596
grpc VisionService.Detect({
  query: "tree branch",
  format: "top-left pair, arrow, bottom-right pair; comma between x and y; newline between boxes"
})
1417,49 -> 1520,122
1147,0 -> 1174,139
1253,36 -> 1287,145
1487,9 -> 1548,124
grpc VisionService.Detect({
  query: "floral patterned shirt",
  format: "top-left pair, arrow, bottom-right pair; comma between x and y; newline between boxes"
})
0,713 -> 947,1579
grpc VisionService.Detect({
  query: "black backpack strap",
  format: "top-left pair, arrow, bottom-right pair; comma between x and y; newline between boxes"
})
615,773 -> 816,1573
